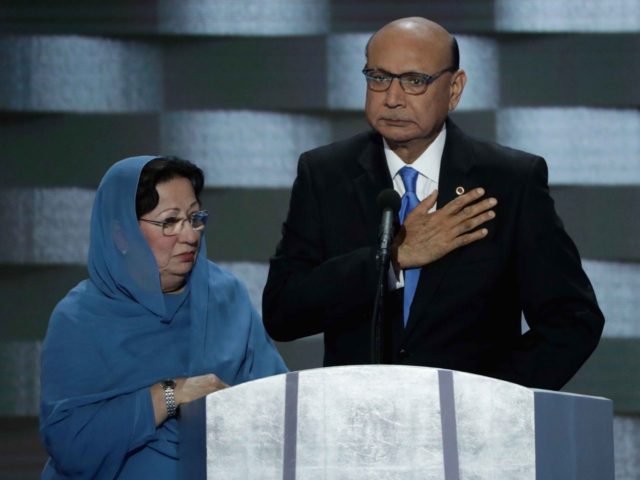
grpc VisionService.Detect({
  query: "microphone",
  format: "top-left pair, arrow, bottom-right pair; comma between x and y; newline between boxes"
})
376,189 -> 401,268
371,189 -> 400,364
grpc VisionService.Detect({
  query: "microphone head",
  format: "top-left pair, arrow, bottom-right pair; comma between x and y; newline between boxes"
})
377,188 -> 401,214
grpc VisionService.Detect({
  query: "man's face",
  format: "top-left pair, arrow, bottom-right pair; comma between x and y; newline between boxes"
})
364,27 -> 457,150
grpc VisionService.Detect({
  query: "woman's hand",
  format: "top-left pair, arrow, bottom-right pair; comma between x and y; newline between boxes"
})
174,373 -> 228,405
151,373 -> 228,425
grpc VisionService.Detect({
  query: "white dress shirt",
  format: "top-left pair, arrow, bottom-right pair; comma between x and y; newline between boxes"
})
384,126 -> 447,288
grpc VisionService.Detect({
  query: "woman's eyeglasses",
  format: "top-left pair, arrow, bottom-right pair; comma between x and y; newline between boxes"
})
140,210 -> 208,236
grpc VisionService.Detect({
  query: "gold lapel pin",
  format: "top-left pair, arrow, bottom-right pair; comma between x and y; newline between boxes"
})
455,186 -> 465,196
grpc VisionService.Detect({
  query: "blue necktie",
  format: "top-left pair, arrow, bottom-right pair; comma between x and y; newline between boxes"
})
398,166 -> 421,326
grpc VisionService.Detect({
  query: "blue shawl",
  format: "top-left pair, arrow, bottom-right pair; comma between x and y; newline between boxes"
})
40,156 -> 287,478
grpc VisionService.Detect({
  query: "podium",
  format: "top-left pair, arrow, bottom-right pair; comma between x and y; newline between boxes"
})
179,365 -> 614,479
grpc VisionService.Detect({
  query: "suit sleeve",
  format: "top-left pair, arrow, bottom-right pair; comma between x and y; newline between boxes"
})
263,154 -> 379,341
494,157 -> 604,390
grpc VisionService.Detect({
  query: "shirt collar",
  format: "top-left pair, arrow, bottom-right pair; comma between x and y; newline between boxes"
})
384,125 -> 446,183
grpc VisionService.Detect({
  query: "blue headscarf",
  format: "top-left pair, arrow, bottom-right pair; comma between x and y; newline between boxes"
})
40,156 -> 286,478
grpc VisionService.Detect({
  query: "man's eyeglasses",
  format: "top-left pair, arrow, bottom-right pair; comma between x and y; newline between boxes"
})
362,66 -> 456,95
140,210 -> 209,236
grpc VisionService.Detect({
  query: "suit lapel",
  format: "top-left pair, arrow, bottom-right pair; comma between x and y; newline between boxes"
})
353,132 -> 394,244
404,120 -> 480,336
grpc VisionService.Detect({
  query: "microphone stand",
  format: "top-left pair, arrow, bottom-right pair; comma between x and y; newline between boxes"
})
371,210 -> 394,364
371,189 -> 400,364
371,248 -> 390,364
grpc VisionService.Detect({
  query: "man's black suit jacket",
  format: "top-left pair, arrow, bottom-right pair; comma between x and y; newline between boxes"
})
263,119 -> 604,390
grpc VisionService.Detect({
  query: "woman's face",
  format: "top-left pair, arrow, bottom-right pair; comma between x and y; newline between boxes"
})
138,176 -> 202,293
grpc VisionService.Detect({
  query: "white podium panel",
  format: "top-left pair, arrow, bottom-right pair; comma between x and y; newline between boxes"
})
179,365 -> 614,479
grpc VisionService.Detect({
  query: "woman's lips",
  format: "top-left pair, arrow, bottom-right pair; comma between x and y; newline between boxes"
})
176,252 -> 195,262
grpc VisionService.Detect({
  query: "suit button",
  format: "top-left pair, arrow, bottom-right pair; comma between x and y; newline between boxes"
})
398,349 -> 408,359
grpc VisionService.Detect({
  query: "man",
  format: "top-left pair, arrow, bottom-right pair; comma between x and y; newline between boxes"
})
263,17 -> 603,390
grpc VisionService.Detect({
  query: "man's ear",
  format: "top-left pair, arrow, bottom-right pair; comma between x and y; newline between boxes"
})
449,69 -> 467,112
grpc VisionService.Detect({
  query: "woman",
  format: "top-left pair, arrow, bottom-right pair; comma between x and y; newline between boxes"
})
40,156 -> 287,478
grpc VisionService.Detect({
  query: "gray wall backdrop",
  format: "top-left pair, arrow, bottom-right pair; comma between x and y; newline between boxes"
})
0,1 -> 638,478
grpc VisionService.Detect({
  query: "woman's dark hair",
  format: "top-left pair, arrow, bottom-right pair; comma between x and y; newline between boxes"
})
135,157 -> 204,219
